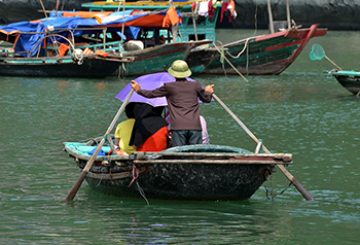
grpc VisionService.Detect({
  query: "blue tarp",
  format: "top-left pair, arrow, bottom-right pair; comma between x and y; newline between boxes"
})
0,10 -> 161,57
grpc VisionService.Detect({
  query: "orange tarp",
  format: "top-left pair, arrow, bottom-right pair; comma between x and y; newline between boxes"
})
124,14 -> 166,28
61,11 -> 112,18
162,7 -> 180,27
58,43 -> 69,56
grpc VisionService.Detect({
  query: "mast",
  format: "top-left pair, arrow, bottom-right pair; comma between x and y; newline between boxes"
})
267,0 -> 274,33
286,0 -> 291,29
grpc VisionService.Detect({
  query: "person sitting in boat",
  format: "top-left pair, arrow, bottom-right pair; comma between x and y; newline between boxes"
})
131,60 -> 214,147
200,115 -> 210,144
128,102 -> 168,152
114,103 -> 137,155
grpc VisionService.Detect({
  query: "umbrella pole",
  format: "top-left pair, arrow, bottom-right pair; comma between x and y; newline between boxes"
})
212,93 -> 314,201
65,90 -> 134,202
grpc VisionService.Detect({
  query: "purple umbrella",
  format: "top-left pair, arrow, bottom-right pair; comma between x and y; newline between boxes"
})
115,72 -> 194,107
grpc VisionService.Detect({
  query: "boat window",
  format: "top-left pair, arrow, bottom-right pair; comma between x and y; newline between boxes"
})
138,28 -> 171,47
188,34 -> 206,41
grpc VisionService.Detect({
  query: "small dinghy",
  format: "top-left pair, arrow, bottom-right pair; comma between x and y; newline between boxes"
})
64,75 -> 313,202
330,70 -> 360,96
64,141 -> 292,200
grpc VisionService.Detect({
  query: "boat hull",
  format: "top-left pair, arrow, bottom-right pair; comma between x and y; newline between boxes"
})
0,56 -> 123,78
64,143 -> 293,200
203,25 -> 327,75
84,163 -> 272,200
331,71 -> 360,95
119,41 -> 210,77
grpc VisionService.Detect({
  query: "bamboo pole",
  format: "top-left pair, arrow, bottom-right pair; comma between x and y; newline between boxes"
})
267,0 -> 274,33
38,0 -> 48,18
286,0 -> 291,29
324,56 -> 342,70
212,93 -> 314,201
192,4 -> 199,41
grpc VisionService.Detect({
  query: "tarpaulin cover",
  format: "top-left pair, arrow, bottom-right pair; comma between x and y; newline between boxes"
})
0,10 -> 174,57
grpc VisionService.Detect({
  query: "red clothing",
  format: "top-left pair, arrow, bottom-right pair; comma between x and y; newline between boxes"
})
208,0 -> 215,21
220,2 -> 229,23
137,126 -> 168,152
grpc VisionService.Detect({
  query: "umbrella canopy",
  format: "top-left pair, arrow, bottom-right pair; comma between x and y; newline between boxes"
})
115,72 -> 194,107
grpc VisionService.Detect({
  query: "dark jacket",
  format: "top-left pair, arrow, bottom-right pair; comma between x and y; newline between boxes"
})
137,79 -> 212,130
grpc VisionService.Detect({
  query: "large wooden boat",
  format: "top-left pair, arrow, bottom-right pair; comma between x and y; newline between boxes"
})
64,141 -> 292,200
202,24 -> 327,75
83,0 -> 327,76
330,70 -> 360,96
0,9 -> 209,77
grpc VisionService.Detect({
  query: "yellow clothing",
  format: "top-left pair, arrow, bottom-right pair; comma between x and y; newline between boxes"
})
114,119 -> 136,154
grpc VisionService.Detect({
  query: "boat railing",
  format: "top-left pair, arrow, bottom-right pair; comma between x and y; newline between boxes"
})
74,40 -> 124,54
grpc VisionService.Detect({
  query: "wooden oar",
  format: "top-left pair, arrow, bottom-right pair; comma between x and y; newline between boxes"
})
212,93 -> 314,201
65,89 -> 134,202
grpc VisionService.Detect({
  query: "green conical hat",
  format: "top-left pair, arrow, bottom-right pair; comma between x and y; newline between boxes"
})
167,60 -> 192,78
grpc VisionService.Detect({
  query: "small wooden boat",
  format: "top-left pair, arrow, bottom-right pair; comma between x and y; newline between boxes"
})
64,141 -> 292,200
0,9 -> 210,77
330,70 -> 360,96
0,55 -> 132,78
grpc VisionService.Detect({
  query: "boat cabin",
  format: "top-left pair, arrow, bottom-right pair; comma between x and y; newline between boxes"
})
82,0 -> 221,43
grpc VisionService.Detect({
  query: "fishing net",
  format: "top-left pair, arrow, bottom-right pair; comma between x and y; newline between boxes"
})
309,43 -> 325,61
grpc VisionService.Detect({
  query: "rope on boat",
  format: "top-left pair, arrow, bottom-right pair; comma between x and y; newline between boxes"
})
128,164 -> 149,205
223,38 -> 251,59
38,0 -> 48,18
136,182 -> 149,205
95,174 -> 104,187
264,182 -> 293,200
129,165 -> 140,187
26,33 -> 83,64
220,38 -> 251,76
213,41 -> 249,82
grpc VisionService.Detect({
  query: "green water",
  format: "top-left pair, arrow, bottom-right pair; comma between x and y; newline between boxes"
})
0,30 -> 359,244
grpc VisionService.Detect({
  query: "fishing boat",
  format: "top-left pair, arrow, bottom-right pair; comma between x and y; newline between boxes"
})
330,70 -> 360,96
0,55 -> 131,78
83,0 -> 327,75
201,24 -> 327,75
64,140 -> 292,200
61,72 -> 310,201
0,9 -> 209,77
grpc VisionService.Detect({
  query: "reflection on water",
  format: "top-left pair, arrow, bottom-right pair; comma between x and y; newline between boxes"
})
0,30 -> 359,244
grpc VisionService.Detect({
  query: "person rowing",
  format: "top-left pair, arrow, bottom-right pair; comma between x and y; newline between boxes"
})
131,60 -> 214,146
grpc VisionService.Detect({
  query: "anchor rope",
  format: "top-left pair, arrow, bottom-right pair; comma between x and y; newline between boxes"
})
136,182 -> 149,205
265,180 -> 293,200
213,41 -> 249,82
